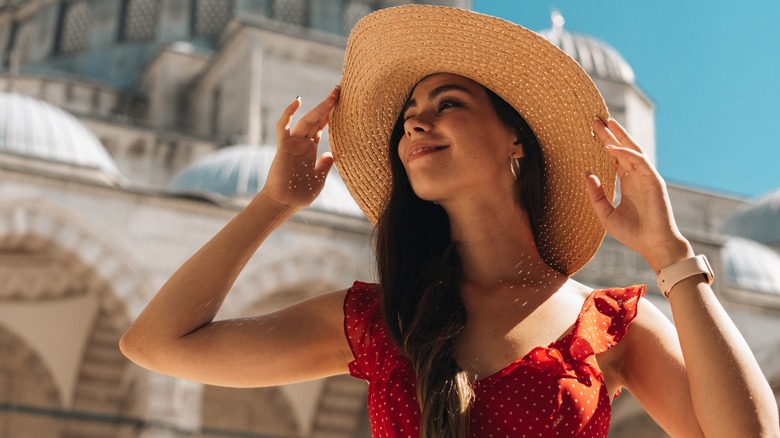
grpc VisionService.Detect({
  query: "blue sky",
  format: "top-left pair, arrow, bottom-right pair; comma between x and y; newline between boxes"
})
473,1 -> 780,199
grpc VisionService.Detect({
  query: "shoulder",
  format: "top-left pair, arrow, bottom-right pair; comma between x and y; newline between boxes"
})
605,292 -> 679,388
562,278 -> 595,300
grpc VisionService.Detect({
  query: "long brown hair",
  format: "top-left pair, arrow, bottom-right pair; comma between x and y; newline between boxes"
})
375,86 -> 546,437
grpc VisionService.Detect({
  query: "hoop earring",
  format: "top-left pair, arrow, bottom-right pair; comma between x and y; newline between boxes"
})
509,157 -> 520,179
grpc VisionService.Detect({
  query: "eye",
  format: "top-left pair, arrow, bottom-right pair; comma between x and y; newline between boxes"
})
437,98 -> 461,113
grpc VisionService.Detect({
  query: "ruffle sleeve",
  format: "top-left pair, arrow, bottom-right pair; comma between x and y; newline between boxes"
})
543,285 -> 647,415
567,285 -> 646,360
535,285 -> 646,396
343,281 -> 408,383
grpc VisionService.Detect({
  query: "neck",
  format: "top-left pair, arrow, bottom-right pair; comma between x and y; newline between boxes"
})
442,195 -> 564,291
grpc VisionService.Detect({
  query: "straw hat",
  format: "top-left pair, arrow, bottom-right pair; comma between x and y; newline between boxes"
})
329,5 -> 616,275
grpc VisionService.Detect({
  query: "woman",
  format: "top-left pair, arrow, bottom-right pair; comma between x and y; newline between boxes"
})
120,5 -> 779,437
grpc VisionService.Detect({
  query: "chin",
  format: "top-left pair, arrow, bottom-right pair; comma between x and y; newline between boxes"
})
409,181 -> 448,203
412,191 -> 443,204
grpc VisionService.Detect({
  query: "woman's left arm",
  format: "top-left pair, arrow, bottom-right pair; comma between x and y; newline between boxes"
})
587,118 -> 779,437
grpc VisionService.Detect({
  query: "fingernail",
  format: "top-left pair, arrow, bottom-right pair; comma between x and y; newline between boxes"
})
334,84 -> 341,90
295,95 -> 301,101
585,170 -> 593,177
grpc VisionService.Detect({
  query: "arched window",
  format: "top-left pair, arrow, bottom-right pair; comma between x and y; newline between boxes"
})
193,0 -> 234,37
121,0 -> 159,42
272,0 -> 308,26
58,0 -> 92,54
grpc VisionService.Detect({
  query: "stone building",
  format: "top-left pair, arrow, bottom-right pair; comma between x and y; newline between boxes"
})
0,1 -> 778,437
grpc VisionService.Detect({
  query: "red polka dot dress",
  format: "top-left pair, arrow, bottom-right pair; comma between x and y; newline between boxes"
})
343,281 -> 646,437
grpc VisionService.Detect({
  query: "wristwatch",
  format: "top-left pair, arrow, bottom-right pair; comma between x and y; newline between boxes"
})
656,254 -> 714,298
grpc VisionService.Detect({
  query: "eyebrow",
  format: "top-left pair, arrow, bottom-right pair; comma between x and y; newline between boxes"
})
402,84 -> 474,115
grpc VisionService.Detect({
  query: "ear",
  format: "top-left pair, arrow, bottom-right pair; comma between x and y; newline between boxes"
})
510,139 -> 524,159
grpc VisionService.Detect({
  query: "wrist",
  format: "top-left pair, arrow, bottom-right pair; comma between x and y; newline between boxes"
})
644,238 -> 695,273
657,254 -> 714,298
253,191 -> 297,220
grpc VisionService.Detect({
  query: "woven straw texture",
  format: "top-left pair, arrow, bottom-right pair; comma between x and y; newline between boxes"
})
330,5 -> 615,275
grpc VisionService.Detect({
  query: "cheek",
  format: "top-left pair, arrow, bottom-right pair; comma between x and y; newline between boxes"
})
396,140 -> 409,168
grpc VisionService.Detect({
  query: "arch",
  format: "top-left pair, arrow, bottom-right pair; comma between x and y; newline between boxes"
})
0,197 -> 154,321
224,249 -> 369,317
0,197 -> 152,426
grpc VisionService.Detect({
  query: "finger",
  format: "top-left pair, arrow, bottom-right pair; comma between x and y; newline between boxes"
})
298,90 -> 337,138
291,87 -> 340,139
314,152 -> 334,187
606,145 -> 656,174
592,118 -> 622,148
314,152 -> 334,179
277,97 -> 302,139
302,118 -> 329,143
308,116 -> 329,144
607,118 -> 646,154
584,172 -> 614,226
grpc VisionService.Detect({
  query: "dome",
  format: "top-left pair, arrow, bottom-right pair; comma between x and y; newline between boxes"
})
0,92 -> 121,178
538,12 -> 635,85
168,144 -> 275,198
721,188 -> 780,246
722,237 -> 780,295
168,144 -> 363,217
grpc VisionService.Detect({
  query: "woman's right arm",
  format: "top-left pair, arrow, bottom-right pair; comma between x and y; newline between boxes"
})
120,87 -> 353,387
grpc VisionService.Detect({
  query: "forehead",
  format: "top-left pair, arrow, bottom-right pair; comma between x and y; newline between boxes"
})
409,73 -> 483,97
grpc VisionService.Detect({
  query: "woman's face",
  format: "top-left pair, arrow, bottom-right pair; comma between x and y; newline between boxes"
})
397,73 -> 520,206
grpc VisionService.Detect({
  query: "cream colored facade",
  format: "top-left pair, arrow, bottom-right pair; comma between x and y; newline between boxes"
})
1,1 -> 779,437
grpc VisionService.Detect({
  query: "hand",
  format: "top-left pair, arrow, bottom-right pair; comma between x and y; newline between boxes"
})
259,86 -> 340,212
585,118 -> 693,272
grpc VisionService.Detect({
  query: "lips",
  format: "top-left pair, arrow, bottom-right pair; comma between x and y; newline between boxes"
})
407,142 -> 449,162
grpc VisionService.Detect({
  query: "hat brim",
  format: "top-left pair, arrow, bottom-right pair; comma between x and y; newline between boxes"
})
330,5 -> 616,275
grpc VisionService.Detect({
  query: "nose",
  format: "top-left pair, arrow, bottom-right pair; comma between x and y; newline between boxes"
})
404,113 -> 433,138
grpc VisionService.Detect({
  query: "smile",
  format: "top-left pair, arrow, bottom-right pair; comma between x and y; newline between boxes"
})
408,143 -> 449,162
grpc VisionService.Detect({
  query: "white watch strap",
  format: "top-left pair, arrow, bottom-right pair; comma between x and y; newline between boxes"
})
657,255 -> 714,298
